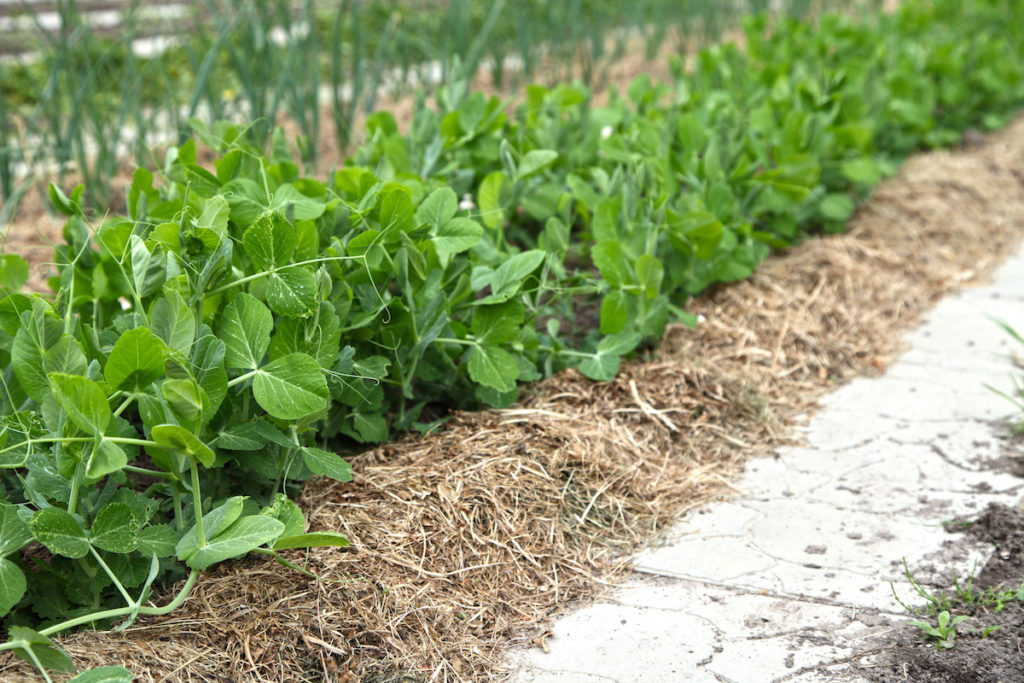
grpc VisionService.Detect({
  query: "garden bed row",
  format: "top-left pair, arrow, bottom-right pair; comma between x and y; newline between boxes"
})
2,0 -> 1024,680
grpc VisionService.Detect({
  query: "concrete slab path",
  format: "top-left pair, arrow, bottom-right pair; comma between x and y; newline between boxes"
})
506,244 -> 1024,682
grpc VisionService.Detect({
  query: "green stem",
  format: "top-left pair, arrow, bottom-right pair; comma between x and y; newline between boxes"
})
206,254 -> 361,297
124,464 -> 176,480
112,393 -> 135,417
190,461 -> 206,549
0,435 -> 158,458
172,485 -> 184,532
226,369 -> 259,388
17,570 -> 201,640
66,457 -> 85,517
434,337 -> 477,346
9,641 -> 53,683
89,546 -> 134,606
108,437 -> 157,447
537,345 -> 594,359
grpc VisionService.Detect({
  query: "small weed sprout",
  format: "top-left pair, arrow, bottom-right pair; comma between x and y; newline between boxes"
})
908,610 -> 970,649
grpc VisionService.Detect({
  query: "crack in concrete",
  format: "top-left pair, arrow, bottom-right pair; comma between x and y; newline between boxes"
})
879,412 -> 998,423
927,442 -> 987,472
790,435 -> 886,454
708,671 -> 741,683
518,667 -> 621,682
727,621 -> 858,643
629,569 -> 910,617
747,542 -> 882,579
770,645 -> 895,682
600,600 -> 727,638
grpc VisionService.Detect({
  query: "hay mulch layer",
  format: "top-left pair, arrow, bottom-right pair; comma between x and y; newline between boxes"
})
3,117 -> 1024,681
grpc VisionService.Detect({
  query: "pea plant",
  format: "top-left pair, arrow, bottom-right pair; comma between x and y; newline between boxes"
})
2,0 -> 1024,678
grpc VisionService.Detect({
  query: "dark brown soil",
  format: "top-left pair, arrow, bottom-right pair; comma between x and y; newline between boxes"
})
867,503 -> 1024,683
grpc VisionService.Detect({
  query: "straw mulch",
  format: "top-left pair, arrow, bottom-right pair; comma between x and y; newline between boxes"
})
3,117 -> 1024,681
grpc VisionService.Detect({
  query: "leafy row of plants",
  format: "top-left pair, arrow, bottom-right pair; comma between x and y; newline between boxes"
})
0,0 -> 834,213
2,0 -> 1024,678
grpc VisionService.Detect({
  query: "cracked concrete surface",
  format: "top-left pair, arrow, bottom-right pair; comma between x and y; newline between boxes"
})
506,246 -> 1024,682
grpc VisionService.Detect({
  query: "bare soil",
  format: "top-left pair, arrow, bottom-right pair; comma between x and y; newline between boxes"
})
866,501 -> 1024,683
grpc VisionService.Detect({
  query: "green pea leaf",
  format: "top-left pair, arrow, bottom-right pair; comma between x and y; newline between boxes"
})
266,267 -> 318,318
105,327 -> 165,392
176,496 -> 246,563
41,334 -> 88,378
841,157 -> 881,185
48,373 -> 111,435
0,503 -> 32,556
48,182 -> 81,217
591,241 -> 632,288
416,187 -> 457,230
477,171 -> 507,229
273,531 -> 350,551
467,344 -> 518,392
472,301 -> 524,345
0,254 -> 29,291
261,494 -> 306,538
162,378 -> 205,426
481,249 -> 546,304
184,515 -> 285,570
379,188 -> 415,234
137,524 -> 178,558
302,446 -> 353,482
29,508 -> 89,559
600,291 -> 630,335
252,353 -> 329,420
196,195 -> 230,238
244,212 -> 295,270
597,330 -> 643,356
516,149 -> 558,180
578,332 -> 642,382
89,503 -> 141,553
129,236 -> 166,299
216,419 -> 294,450
220,292 -> 273,370
819,193 -> 856,222
0,558 -> 26,617
87,439 -> 127,479
351,411 -> 389,443
192,332 -> 227,419
434,217 -> 483,254
68,665 -> 134,683
11,298 -> 64,404
0,292 -> 31,336
635,254 -> 664,299
7,625 -> 73,673
222,178 -> 269,225
270,184 -> 326,221
151,424 -> 215,467
150,290 -> 196,351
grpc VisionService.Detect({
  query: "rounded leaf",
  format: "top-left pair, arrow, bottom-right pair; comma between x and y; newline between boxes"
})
29,508 -> 89,559
90,503 -> 141,553
49,373 -> 111,436
105,327 -> 165,392
220,292 -> 273,370
151,424 -> 216,467
252,353 -> 328,420
0,557 -> 26,617
302,446 -> 353,482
